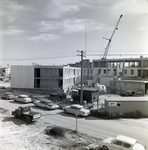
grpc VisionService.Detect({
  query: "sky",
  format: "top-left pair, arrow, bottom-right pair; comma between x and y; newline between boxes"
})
0,0 -> 148,67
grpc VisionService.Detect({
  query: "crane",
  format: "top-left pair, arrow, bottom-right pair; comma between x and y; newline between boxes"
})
102,14 -> 123,60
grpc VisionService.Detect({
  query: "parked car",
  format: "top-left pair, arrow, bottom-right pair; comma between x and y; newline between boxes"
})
99,135 -> 146,150
34,99 -> 59,110
64,104 -> 90,117
0,86 -> 6,89
14,95 -> 32,103
12,106 -> 42,123
1,92 -> 16,100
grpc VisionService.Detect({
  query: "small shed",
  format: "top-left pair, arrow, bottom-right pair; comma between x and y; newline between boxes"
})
49,93 -> 66,102
102,96 -> 148,118
77,87 -> 99,103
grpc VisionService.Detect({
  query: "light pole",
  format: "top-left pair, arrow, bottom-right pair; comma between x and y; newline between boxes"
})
77,50 -> 85,105
75,110 -> 78,132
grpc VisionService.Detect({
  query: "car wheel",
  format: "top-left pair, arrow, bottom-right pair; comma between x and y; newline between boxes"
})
25,116 -> 32,123
103,146 -> 109,150
77,114 -> 81,117
64,109 -> 67,113
13,112 -> 18,118
45,107 -> 48,110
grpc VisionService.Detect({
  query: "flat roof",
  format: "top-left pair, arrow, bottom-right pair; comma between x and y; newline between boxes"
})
92,57 -> 148,62
105,96 -> 148,102
77,87 -> 98,92
118,80 -> 148,83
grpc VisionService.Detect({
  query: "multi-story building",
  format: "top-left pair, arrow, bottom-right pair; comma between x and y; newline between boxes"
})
92,57 -> 148,80
69,59 -> 93,84
69,59 -> 92,68
92,57 -> 148,93
11,65 -> 81,94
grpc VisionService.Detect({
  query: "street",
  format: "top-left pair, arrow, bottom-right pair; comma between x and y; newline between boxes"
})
0,98 -> 148,148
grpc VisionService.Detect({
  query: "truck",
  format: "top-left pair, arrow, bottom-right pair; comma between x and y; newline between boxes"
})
12,106 -> 42,123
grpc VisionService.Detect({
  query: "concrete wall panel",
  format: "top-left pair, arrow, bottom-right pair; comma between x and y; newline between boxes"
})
11,66 -> 34,88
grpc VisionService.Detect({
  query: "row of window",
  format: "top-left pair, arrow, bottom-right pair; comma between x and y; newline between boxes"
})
64,68 -> 81,76
97,69 -> 135,75
83,69 -> 92,74
124,69 -> 134,74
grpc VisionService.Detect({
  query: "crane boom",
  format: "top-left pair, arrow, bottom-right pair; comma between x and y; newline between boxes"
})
102,14 -> 123,60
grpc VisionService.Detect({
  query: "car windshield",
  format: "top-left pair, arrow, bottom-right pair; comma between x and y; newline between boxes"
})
48,103 -> 55,106
22,107 -> 31,112
19,95 -> 28,98
123,142 -> 131,148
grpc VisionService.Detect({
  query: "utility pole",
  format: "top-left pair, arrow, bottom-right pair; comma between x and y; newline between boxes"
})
77,50 -> 85,105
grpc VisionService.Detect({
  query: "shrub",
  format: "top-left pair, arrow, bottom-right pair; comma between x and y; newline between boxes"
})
129,111 -> 135,118
123,112 -> 130,118
45,126 -> 65,138
134,110 -> 142,118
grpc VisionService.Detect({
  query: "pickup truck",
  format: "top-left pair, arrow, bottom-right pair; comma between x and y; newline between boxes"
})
12,106 -> 42,123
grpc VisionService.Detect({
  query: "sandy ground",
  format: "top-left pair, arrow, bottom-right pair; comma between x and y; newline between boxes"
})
0,107 -> 100,150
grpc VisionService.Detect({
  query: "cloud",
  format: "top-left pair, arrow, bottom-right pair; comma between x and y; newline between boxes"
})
46,0 -> 78,19
0,0 -> 25,11
46,0 -> 91,19
36,21 -> 62,32
62,18 -> 105,34
29,34 -> 61,42
36,18 -> 104,34
0,26 -> 26,36
112,0 -> 148,14
0,0 -> 33,23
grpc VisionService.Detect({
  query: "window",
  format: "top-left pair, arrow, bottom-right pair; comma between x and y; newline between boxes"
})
123,142 -> 131,148
34,79 -> 40,88
93,61 -> 98,67
124,69 -> 127,74
108,69 -> 110,74
58,79 -> 63,88
71,106 -> 75,109
113,140 -> 122,146
98,69 -> 101,74
34,68 -> 40,77
104,69 -> 106,74
59,69 -> 63,77
131,69 -> 134,75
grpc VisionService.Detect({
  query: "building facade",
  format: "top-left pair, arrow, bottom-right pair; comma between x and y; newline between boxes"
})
69,59 -> 93,84
92,57 -> 148,79
92,57 -> 148,88
11,65 -> 81,94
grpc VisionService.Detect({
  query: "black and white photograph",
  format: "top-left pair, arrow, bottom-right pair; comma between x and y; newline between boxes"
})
0,0 -> 148,150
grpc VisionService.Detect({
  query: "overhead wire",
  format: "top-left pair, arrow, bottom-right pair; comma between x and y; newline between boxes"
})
0,53 -> 77,61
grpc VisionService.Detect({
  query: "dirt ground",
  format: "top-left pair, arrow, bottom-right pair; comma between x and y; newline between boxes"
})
0,107 -> 100,150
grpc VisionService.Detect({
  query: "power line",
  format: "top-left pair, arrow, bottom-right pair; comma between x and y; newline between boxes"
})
87,53 -> 148,56
0,54 -> 77,61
